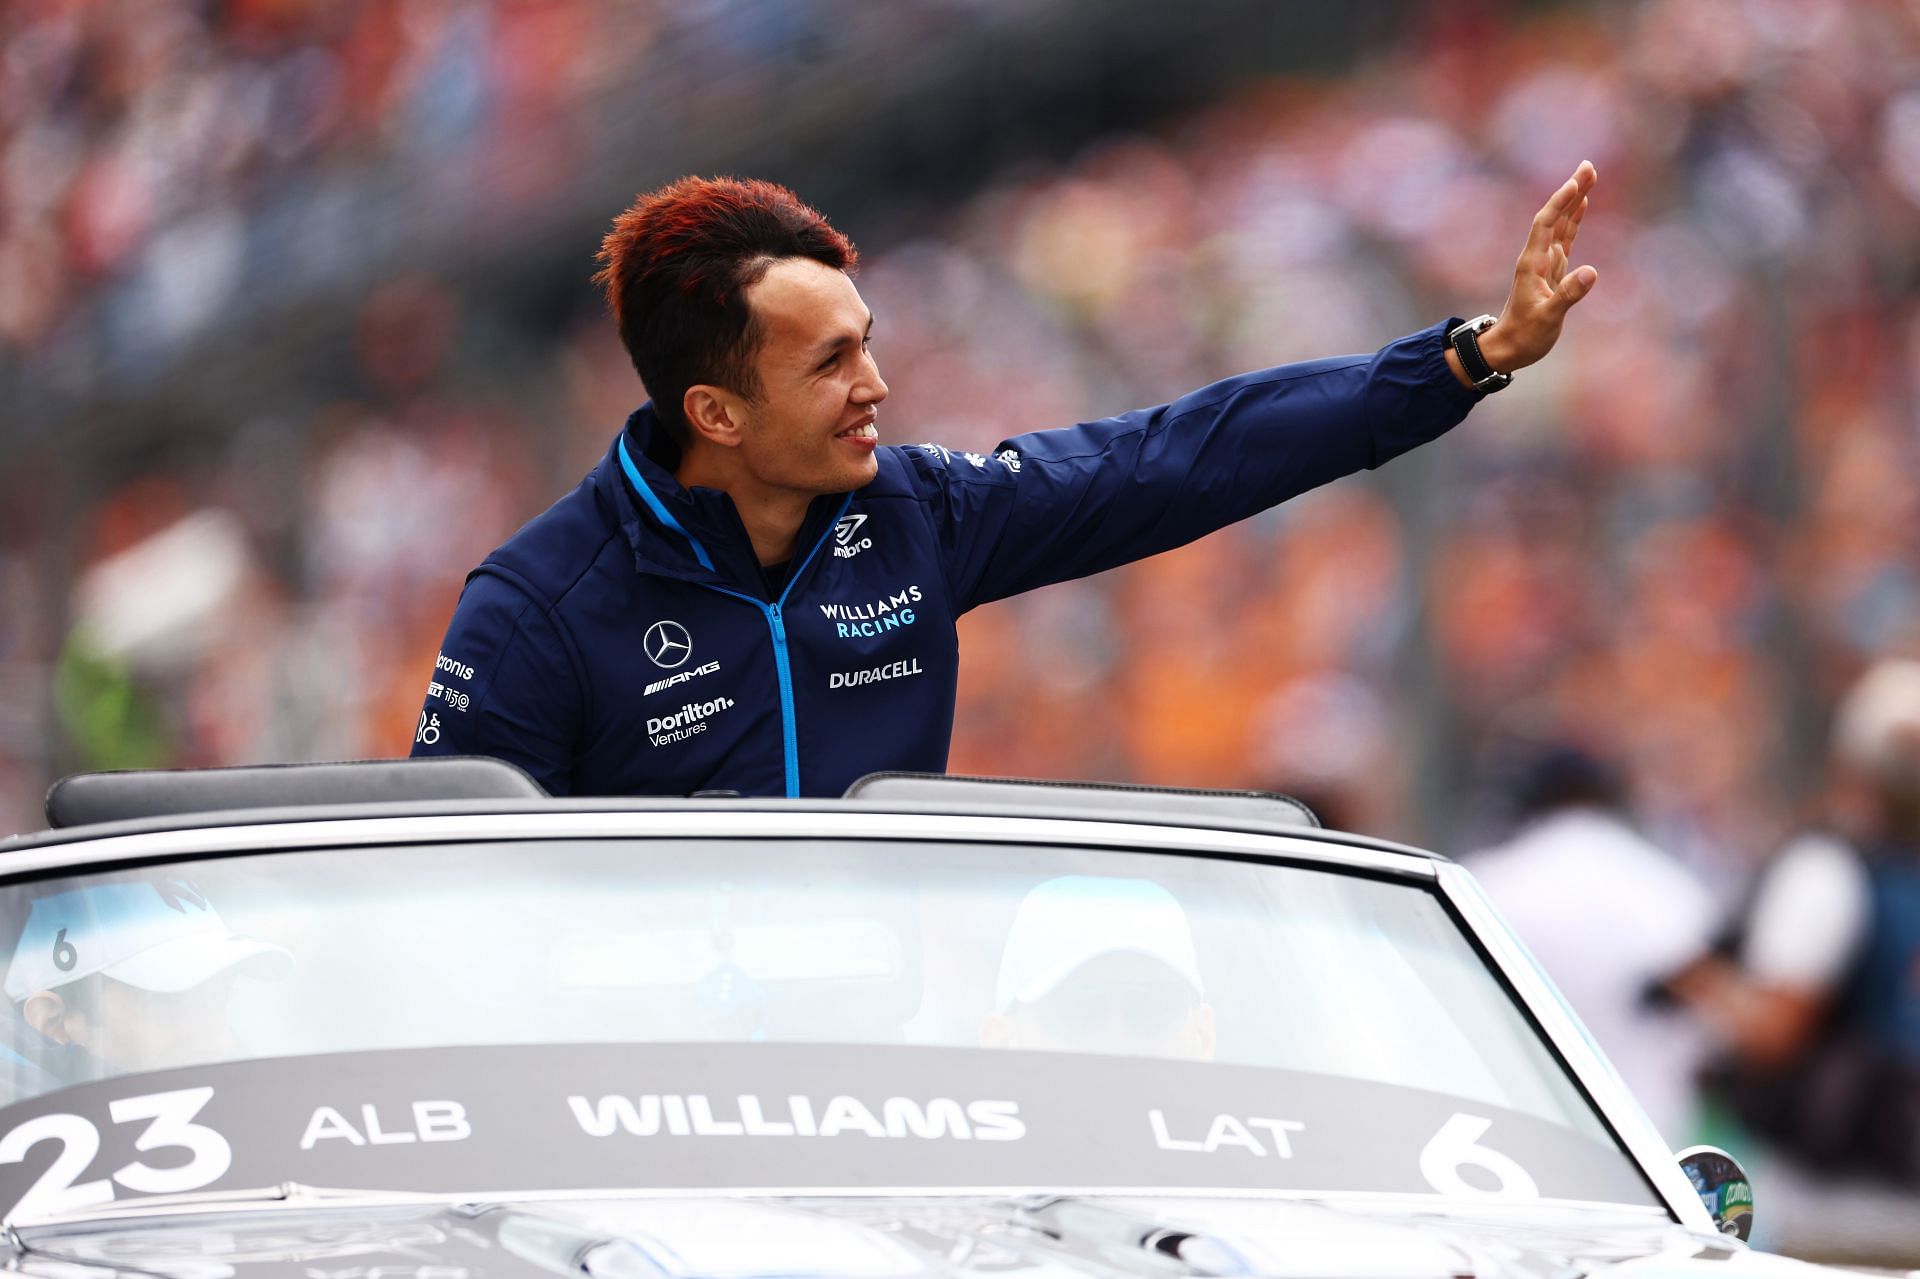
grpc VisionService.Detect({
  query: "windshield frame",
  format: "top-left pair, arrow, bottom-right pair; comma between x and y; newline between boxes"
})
0,807 -> 1716,1234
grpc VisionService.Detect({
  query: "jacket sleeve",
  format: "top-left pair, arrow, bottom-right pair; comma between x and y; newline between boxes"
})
908,320 -> 1478,612
408,571 -> 584,796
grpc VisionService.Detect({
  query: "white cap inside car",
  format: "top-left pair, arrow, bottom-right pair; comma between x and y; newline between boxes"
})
4,879 -> 291,1003
994,875 -> 1204,1011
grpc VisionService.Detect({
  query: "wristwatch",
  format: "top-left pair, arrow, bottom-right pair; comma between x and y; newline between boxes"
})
1448,314 -> 1512,393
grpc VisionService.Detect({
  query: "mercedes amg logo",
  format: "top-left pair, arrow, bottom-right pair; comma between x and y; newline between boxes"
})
643,620 -> 694,669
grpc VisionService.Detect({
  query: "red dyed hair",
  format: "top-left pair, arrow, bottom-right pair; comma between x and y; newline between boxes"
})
593,176 -> 858,445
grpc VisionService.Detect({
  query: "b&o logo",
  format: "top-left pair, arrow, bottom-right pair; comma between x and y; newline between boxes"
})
644,620 -> 694,669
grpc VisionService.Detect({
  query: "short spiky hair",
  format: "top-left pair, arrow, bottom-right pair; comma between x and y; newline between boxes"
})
593,176 -> 858,446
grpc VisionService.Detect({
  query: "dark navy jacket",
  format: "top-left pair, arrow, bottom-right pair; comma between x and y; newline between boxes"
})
411,320 -> 1479,797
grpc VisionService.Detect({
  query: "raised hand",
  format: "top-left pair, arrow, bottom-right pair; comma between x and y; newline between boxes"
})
1471,161 -> 1599,378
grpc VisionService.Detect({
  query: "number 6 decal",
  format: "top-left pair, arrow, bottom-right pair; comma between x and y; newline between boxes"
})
1419,1112 -> 1541,1199
0,1087 -> 231,1220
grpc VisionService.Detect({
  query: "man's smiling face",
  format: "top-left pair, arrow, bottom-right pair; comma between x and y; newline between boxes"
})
729,257 -> 888,499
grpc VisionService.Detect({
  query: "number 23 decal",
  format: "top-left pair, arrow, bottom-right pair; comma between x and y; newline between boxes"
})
0,1087 -> 231,1219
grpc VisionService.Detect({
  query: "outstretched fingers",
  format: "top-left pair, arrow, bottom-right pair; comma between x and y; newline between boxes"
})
1496,162 -> 1600,367
1554,197 -> 1588,266
1567,193 -> 1588,243
1526,180 -> 1581,254
1526,162 -> 1597,257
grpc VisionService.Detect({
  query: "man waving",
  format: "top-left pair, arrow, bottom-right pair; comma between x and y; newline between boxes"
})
413,165 -> 1598,797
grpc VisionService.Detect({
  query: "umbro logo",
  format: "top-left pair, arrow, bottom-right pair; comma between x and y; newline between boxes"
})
833,513 -> 874,560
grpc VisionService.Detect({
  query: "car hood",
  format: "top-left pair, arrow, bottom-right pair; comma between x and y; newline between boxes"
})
3,1194 -> 1844,1279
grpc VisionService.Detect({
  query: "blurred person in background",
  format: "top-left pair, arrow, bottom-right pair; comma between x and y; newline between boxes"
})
1464,744 -> 1717,1146
1667,659 -> 1920,1192
413,165 -> 1600,798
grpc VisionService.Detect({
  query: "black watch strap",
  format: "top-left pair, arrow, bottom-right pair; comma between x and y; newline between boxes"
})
1449,315 -> 1512,393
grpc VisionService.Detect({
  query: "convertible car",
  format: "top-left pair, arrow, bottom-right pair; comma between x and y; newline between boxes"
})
0,760 -> 1794,1277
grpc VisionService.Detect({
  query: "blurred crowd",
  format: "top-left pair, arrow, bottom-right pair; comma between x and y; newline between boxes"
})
924,0 -> 1920,877
0,0 -> 992,377
1,0 -> 655,361
6,0 -> 1920,1249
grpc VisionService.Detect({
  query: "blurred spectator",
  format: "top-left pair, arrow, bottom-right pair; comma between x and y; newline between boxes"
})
1657,657 -> 1920,1259
1672,659 -> 1920,1184
1464,744 -> 1717,1146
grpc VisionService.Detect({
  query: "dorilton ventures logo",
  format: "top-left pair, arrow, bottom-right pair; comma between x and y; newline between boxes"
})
832,513 -> 872,560
643,620 -> 693,669
647,696 -> 734,747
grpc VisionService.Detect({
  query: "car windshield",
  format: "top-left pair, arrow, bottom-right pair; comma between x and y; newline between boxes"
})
0,837 -> 1660,1218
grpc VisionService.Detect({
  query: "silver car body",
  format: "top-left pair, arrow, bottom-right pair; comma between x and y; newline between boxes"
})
0,795 -> 1822,1277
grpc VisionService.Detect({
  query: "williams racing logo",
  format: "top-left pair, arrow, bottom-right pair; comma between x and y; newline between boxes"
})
832,513 -> 873,560
819,585 -> 923,638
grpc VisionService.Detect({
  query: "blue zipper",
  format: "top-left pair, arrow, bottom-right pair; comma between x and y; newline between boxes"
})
767,602 -> 798,794
616,435 -> 852,796
702,495 -> 852,798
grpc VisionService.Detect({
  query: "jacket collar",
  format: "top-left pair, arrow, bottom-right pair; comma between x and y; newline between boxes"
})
600,404 -> 851,597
